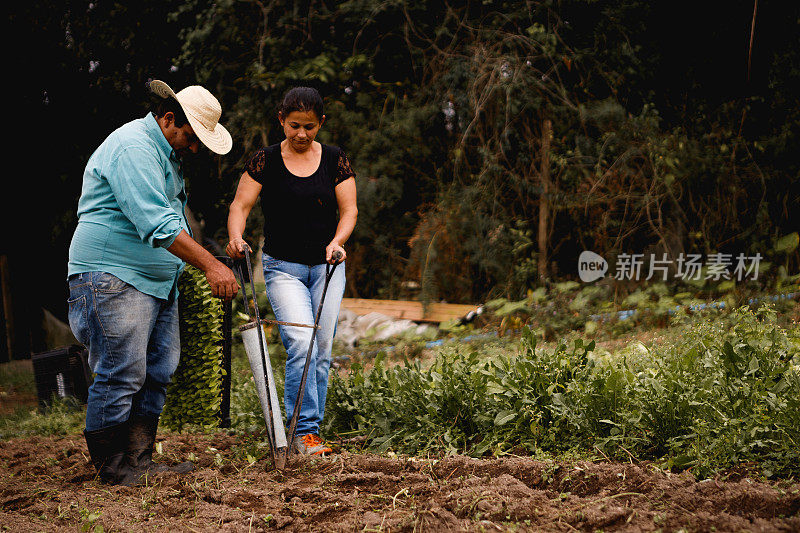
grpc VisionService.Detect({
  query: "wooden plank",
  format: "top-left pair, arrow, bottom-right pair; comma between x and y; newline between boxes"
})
341,298 -> 479,323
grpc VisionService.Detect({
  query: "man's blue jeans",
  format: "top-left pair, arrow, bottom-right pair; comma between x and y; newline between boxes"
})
67,272 -> 180,432
262,254 -> 345,437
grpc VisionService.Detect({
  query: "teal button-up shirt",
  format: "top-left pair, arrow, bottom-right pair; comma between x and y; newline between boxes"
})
68,113 -> 191,300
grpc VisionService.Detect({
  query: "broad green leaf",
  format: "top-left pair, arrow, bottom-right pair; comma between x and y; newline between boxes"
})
494,410 -> 516,426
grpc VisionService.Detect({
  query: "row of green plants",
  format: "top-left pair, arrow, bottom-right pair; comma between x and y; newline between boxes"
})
324,307 -> 800,479
480,275 -> 800,341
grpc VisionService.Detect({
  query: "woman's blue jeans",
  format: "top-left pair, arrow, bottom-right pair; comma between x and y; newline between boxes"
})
67,272 -> 180,432
262,254 -> 345,437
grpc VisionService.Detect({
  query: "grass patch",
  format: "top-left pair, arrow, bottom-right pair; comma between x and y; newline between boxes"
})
0,396 -> 85,439
0,359 -> 36,396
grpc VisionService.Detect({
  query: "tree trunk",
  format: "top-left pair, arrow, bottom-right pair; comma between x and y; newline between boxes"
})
538,119 -> 553,282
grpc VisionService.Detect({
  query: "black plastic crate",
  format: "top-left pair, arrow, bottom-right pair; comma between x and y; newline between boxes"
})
31,345 -> 93,410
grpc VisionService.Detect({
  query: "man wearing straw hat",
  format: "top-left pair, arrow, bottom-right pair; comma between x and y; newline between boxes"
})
67,80 -> 238,486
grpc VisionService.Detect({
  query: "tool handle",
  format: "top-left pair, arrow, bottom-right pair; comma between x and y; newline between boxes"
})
286,253 -> 343,460
240,247 -> 279,467
234,264 -> 251,320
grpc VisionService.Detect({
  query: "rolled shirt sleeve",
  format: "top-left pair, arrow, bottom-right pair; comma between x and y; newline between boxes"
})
107,146 -> 184,248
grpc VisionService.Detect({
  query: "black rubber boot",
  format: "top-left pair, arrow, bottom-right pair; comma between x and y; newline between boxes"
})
127,415 -> 194,476
84,421 -> 138,486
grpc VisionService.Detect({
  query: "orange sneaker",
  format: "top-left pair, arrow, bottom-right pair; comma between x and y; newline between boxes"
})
293,434 -> 333,455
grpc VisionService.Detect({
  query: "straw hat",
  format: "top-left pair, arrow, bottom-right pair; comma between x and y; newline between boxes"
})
149,80 -> 232,155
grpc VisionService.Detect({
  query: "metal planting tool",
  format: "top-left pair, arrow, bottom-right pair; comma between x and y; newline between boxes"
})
235,247 -> 287,469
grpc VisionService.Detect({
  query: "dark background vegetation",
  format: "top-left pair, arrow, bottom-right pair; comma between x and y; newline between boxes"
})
3,0 -> 799,360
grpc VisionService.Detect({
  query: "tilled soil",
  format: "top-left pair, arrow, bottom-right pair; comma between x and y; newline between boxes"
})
1,432 -> 798,532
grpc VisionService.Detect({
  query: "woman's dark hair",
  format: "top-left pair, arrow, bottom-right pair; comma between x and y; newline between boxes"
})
153,97 -> 190,127
279,87 -> 324,120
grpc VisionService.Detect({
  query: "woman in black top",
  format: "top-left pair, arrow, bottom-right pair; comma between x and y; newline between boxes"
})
227,87 -> 357,455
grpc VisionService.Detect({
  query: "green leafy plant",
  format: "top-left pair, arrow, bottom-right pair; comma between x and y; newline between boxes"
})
325,307 -> 800,478
161,265 -> 225,431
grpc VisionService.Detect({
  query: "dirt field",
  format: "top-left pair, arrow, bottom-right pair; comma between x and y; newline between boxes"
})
1,432 -> 798,532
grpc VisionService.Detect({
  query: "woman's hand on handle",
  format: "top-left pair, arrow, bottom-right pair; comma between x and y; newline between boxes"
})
326,242 -> 345,264
226,238 -> 251,260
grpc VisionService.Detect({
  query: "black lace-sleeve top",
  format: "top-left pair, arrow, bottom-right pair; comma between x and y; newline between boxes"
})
245,143 -> 356,265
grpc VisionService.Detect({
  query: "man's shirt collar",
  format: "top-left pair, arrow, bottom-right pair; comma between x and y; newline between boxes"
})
144,112 -> 177,161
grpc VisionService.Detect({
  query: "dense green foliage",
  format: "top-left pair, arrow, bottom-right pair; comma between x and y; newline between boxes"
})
161,265 -> 226,430
325,308 -> 800,478
13,1 -> 800,322
164,0 -> 800,302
